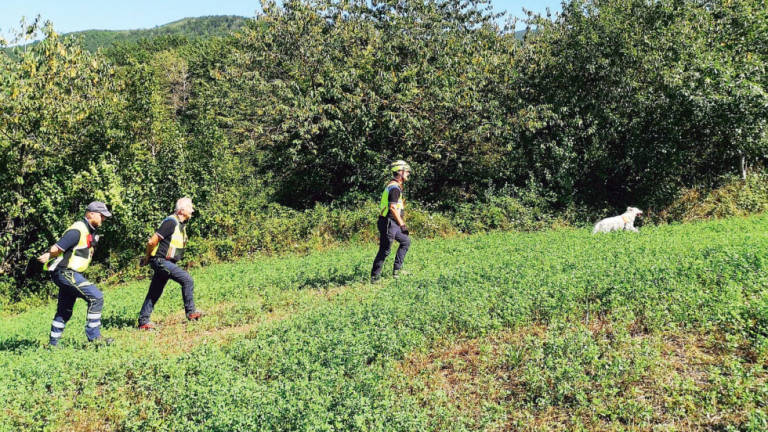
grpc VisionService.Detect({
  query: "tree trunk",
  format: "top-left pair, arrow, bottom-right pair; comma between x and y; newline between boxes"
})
741,154 -> 747,180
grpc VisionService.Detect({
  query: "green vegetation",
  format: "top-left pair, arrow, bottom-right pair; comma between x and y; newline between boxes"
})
0,1 -> 765,429
1,0 -> 767,307
1,215 -> 767,430
658,173 -> 768,224
4,16 -> 248,53
71,16 -> 248,52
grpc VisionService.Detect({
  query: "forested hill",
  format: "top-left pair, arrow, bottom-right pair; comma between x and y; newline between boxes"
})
68,15 -> 248,51
30,15 -> 248,52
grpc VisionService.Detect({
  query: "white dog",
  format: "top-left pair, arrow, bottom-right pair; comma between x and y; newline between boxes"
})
592,207 -> 643,234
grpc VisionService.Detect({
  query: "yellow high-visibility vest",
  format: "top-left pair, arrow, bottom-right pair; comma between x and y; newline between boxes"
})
379,181 -> 405,218
151,215 -> 187,261
46,221 -> 93,272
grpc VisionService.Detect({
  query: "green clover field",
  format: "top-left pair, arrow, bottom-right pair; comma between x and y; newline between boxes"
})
2,216 -> 767,431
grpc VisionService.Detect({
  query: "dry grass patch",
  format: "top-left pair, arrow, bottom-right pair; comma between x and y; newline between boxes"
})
641,332 -> 768,430
396,323 -> 767,432
58,407 -> 122,432
396,326 -> 545,431
127,280 -> 379,355
133,309 -> 293,355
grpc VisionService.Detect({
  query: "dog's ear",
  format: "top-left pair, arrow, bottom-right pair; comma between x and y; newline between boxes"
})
626,206 -> 632,212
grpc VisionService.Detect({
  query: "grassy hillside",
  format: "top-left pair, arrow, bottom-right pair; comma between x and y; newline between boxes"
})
1,216 -> 767,431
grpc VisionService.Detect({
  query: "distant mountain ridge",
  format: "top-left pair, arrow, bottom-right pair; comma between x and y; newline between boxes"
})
62,15 -> 249,51
6,15 -> 530,52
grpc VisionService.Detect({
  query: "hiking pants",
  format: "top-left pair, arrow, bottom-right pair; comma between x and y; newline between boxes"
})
49,268 -> 103,345
138,257 -> 195,325
371,216 -> 411,278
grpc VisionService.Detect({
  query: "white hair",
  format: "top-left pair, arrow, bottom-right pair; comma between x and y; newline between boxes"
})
175,197 -> 194,213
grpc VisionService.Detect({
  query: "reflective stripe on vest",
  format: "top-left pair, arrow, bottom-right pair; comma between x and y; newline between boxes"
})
46,221 -> 93,272
379,182 -> 405,218
150,215 -> 187,261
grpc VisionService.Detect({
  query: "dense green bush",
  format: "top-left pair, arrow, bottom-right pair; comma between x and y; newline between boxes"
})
2,0 -> 767,307
161,195 -> 559,270
657,173 -> 768,223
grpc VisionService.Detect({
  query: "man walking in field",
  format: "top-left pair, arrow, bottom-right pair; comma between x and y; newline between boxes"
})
37,201 -> 113,346
371,160 -> 412,283
137,197 -> 201,329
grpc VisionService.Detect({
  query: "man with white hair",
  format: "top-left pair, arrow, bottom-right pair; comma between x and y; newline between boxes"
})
137,197 -> 201,329
37,201 -> 113,346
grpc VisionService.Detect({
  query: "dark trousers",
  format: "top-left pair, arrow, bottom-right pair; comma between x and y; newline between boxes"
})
49,268 -> 103,344
371,216 -> 411,278
138,258 -> 195,325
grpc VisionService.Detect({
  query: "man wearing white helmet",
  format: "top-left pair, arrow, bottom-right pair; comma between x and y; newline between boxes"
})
371,160 -> 412,282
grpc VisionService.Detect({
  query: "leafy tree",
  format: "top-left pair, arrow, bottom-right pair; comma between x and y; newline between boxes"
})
515,0 -> 768,207
0,20 -> 125,300
2,0 -> 767,306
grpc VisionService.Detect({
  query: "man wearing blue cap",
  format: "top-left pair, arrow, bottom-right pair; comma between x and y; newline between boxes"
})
37,201 -> 113,346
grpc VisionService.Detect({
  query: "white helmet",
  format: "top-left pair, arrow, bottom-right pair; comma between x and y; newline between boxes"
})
389,160 -> 412,174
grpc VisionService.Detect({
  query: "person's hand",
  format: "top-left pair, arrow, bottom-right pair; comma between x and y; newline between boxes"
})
37,252 -> 50,264
140,256 -> 149,267
400,224 -> 409,235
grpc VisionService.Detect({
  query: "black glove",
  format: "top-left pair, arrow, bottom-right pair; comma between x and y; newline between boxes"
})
400,224 -> 409,235
24,256 -> 44,278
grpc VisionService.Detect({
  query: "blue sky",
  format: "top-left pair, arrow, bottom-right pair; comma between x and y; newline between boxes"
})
0,0 -> 561,39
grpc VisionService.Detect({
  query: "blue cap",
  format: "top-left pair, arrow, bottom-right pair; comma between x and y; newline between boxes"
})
86,201 -> 112,217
